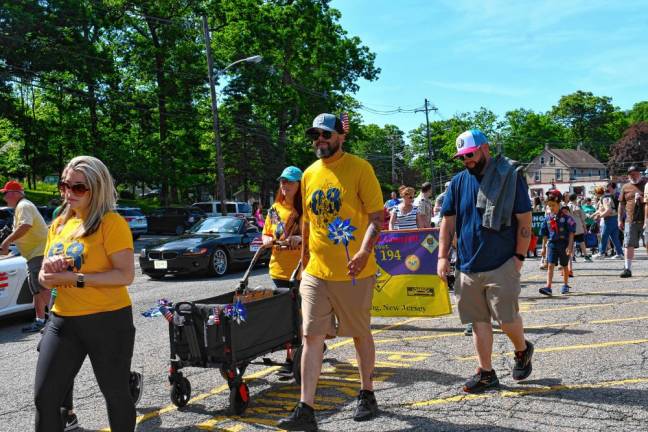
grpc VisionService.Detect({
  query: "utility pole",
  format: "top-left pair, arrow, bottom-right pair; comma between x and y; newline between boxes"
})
416,99 -> 438,193
202,15 -> 228,215
390,135 -> 397,185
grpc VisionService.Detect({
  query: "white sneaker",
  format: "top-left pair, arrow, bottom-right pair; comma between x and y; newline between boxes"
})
593,254 -> 606,260
610,254 -> 624,260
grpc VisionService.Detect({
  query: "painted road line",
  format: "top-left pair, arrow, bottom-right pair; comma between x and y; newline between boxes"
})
114,316 -> 418,429
457,339 -> 648,361
407,377 -> 648,407
374,315 -> 648,345
524,299 -> 648,314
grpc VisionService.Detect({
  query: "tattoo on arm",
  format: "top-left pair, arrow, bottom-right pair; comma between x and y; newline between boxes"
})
521,227 -> 530,238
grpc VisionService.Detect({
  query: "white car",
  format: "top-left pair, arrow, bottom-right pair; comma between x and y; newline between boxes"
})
0,255 -> 32,318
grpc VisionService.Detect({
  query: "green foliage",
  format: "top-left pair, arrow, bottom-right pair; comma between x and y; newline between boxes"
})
628,101 -> 648,124
607,122 -> 648,175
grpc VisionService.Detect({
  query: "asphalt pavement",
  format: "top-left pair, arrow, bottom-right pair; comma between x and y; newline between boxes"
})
1,235 -> 647,431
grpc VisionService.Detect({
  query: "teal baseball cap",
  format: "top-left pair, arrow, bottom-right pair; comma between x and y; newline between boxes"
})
277,166 -> 303,182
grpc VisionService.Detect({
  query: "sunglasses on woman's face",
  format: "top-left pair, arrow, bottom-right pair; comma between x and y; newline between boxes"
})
58,181 -> 90,196
306,129 -> 333,141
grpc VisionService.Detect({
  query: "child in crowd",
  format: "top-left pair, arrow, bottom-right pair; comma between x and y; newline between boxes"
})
539,196 -> 576,295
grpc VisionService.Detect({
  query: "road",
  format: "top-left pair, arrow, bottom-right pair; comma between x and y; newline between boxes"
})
1,235 -> 647,431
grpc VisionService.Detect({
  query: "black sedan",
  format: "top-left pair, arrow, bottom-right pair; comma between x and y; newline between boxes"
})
139,216 -> 269,279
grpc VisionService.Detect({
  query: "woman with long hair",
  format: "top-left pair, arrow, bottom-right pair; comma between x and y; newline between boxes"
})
35,156 -> 136,431
262,166 -> 303,288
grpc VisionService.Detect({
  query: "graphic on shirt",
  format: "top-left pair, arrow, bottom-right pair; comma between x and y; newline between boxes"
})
48,241 -> 85,271
310,185 -> 342,228
327,216 -> 357,285
268,207 -> 285,238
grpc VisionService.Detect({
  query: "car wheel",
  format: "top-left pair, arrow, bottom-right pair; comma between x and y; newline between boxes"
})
175,225 -> 184,236
146,272 -> 165,280
209,248 -> 229,276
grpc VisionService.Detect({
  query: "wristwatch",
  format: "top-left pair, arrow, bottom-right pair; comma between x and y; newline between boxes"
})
514,253 -> 526,262
76,273 -> 85,288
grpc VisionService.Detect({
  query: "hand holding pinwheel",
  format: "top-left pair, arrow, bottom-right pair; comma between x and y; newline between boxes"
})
328,217 -> 358,285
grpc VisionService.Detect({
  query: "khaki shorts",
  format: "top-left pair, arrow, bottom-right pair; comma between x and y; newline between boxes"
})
27,255 -> 47,295
300,272 -> 374,338
455,257 -> 521,324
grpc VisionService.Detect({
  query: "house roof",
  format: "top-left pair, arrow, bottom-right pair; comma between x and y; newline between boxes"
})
546,149 -> 606,169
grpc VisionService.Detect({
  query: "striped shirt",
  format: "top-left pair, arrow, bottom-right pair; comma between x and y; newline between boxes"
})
392,206 -> 419,230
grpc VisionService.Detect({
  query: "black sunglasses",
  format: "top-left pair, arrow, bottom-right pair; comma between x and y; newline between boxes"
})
459,151 -> 476,160
306,129 -> 333,140
58,181 -> 90,196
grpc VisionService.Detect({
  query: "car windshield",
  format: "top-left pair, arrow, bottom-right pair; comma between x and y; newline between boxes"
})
190,217 -> 242,234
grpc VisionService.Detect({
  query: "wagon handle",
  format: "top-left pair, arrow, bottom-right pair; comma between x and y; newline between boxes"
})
237,246 -> 266,293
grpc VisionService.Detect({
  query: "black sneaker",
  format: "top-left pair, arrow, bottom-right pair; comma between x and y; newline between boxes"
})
276,360 -> 293,377
129,371 -> 143,406
463,368 -> 499,393
353,390 -> 379,421
620,268 -> 632,278
277,402 -> 318,431
463,323 -> 473,336
63,412 -> 79,431
512,340 -> 534,381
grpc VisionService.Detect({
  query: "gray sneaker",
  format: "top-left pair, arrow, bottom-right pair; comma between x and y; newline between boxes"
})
353,390 -> 379,421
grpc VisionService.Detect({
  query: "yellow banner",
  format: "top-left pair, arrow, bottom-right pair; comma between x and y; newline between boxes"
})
371,229 -> 452,317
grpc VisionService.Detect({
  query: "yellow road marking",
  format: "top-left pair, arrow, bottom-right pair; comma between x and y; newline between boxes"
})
374,315 -> 648,345
408,377 -> 648,407
525,299 -> 648,314
457,339 -> 648,361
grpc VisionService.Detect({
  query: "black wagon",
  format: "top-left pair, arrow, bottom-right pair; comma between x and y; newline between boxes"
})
166,250 -> 302,415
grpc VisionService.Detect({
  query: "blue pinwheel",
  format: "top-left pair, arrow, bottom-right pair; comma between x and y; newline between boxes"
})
327,217 -> 358,285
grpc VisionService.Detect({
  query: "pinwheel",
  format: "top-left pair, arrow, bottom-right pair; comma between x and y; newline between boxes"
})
327,217 -> 358,285
224,299 -> 248,325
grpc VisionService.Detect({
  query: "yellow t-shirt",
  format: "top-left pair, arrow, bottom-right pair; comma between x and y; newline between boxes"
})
13,199 -> 48,260
302,152 -> 384,281
45,212 -> 133,316
263,201 -> 301,280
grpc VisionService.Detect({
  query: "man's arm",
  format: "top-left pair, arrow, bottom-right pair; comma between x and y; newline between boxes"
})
618,199 -> 625,229
437,215 -> 456,283
514,211 -> 532,270
0,223 -> 32,254
347,210 -> 383,277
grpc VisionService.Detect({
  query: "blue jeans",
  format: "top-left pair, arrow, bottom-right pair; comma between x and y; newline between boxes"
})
599,217 -> 623,256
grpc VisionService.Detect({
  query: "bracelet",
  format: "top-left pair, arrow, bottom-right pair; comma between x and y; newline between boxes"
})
514,253 -> 526,261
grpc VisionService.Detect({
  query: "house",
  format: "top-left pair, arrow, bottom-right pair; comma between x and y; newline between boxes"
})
524,146 -> 608,197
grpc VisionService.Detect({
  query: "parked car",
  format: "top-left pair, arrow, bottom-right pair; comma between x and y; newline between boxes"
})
0,253 -> 32,318
146,207 -> 206,235
37,206 -> 57,224
0,207 -> 13,230
116,207 -> 148,240
191,201 -> 252,217
139,216 -> 269,279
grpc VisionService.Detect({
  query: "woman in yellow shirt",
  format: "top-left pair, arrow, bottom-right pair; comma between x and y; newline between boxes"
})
262,166 -> 303,378
35,156 -> 136,432
262,166 -> 303,287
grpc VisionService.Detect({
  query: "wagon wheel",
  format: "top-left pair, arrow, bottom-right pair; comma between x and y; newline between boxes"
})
170,376 -> 191,407
229,381 -> 250,415
292,345 -> 303,385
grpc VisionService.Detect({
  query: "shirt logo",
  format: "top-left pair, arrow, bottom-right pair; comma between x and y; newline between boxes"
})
310,186 -> 342,227
457,137 -> 465,149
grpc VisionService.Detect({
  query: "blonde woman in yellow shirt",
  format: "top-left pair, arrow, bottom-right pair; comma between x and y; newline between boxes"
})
35,156 -> 136,432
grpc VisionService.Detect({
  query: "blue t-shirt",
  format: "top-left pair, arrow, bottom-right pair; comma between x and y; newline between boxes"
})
539,212 -> 576,245
441,170 -> 532,273
384,198 -> 401,209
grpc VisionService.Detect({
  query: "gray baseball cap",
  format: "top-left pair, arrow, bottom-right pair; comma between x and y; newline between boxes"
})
306,113 -> 344,134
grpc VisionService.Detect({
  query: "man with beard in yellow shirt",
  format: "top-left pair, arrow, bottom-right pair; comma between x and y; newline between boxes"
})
278,114 -> 384,431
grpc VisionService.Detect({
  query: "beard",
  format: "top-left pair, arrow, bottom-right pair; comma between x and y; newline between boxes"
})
315,140 -> 340,159
466,156 -> 487,175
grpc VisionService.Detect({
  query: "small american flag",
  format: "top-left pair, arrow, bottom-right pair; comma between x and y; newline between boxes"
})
340,112 -> 350,133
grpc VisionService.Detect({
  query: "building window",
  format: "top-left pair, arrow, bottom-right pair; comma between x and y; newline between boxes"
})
549,156 -> 555,165
570,169 -> 576,180
534,171 -> 540,182
598,169 -> 601,177
540,156 -> 545,165
556,168 -> 562,180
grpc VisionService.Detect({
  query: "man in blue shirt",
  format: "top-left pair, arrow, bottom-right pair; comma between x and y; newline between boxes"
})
438,129 -> 534,393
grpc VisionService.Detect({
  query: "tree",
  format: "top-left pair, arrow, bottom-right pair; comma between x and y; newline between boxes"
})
500,109 -> 567,162
628,101 -> 648,124
550,91 -> 622,159
607,122 -> 648,175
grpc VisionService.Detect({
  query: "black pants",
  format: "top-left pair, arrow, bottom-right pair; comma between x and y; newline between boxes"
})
35,306 -> 136,432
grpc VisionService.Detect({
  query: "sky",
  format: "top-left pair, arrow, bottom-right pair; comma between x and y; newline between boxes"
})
331,0 -> 648,134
